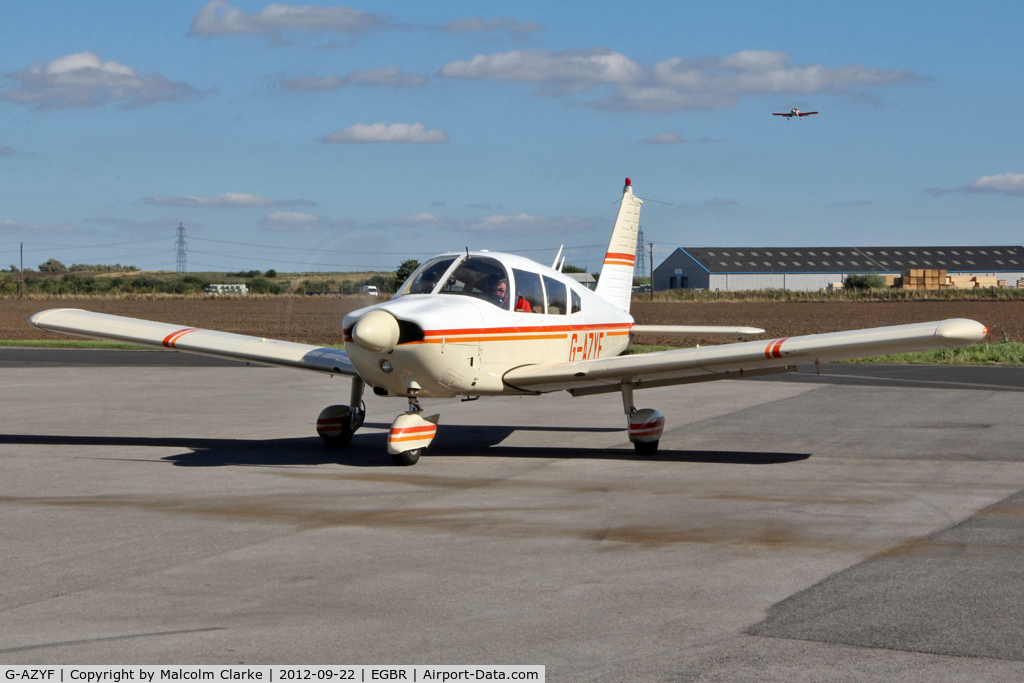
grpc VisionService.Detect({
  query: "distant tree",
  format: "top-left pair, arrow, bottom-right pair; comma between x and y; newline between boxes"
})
844,272 -> 887,290
9,264 -> 18,273
247,276 -> 281,294
264,269 -> 278,278
561,264 -> 587,274
395,259 -> 420,290
38,258 -> 67,273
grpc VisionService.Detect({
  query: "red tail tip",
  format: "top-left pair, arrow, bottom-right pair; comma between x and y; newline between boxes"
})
624,177 -> 631,186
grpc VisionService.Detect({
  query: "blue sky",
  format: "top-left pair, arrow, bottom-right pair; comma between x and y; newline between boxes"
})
2,1 -> 1022,274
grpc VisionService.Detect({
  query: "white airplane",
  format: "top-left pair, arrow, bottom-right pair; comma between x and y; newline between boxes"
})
30,179 -> 987,466
774,108 -> 818,119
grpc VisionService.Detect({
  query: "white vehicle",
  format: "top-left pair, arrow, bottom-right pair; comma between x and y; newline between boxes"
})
362,285 -> 378,296
30,179 -> 987,465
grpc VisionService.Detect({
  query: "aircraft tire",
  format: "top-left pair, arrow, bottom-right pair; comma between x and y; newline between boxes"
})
392,448 -> 422,466
633,440 -> 659,456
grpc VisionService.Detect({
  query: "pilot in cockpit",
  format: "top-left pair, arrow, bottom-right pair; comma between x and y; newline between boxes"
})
491,278 -> 510,309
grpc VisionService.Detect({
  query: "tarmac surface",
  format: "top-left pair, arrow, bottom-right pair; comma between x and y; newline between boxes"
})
2,348 -> 1023,681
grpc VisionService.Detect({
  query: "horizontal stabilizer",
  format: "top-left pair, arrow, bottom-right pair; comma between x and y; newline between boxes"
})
631,324 -> 765,338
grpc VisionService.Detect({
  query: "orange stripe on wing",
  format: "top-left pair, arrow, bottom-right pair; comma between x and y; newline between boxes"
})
162,327 -> 198,348
763,338 -> 788,359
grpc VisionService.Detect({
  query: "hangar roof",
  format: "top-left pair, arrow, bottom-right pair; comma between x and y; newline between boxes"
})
677,246 -> 1024,273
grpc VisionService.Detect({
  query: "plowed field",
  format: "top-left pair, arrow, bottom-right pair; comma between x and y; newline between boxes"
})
3,297 -> 1021,346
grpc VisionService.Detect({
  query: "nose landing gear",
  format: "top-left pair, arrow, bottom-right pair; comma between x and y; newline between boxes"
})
388,398 -> 439,466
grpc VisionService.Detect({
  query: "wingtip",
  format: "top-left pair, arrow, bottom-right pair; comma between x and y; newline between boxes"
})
935,319 -> 988,347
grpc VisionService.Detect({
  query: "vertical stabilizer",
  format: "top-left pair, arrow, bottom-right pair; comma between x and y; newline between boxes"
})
594,178 -> 643,313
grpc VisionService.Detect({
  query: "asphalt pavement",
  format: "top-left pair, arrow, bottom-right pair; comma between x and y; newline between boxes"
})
1,348 -> 1022,681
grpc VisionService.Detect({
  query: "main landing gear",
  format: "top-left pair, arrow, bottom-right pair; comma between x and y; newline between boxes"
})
317,377 -> 366,449
317,378 -> 439,467
622,382 -> 664,455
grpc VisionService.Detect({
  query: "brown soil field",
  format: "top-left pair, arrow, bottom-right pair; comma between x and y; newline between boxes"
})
2,296 -> 1020,346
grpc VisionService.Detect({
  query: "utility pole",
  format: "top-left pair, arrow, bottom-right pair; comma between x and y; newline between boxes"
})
650,242 -> 654,301
175,223 -> 187,273
19,242 -> 24,298
635,225 -> 646,280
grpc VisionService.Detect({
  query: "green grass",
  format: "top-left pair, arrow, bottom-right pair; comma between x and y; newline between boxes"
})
0,339 -> 148,349
625,340 -> 1024,365
837,341 -> 1024,365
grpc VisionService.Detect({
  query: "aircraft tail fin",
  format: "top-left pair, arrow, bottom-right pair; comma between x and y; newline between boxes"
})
593,178 -> 643,313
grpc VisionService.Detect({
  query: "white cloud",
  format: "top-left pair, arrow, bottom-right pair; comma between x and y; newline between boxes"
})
0,52 -> 209,110
381,212 -> 599,236
963,173 -> 1024,196
460,214 -> 597,234
1,219 -> 77,234
440,48 -> 922,112
642,132 -> 685,145
143,193 -> 316,207
442,17 -> 543,35
320,122 -> 449,144
282,66 -> 427,91
439,48 -> 643,92
263,211 -> 330,231
190,1 -> 389,36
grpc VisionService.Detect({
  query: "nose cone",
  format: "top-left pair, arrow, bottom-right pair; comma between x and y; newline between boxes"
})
351,309 -> 400,353
935,318 -> 988,348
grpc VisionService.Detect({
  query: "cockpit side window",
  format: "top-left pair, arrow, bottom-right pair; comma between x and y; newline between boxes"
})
397,257 -> 456,296
570,288 -> 582,314
439,257 -> 510,310
512,269 -> 543,314
543,276 -> 567,315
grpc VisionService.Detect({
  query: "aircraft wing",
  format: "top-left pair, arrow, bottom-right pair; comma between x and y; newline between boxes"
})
631,324 -> 765,338
29,308 -> 357,376
772,113 -> 791,116
798,111 -> 819,116
504,319 -> 986,396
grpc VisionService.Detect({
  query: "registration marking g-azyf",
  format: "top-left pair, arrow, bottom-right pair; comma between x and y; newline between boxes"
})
569,331 -> 604,361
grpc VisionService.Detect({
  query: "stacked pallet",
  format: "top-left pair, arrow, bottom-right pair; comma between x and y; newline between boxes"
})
974,276 -> 999,289
949,275 -> 1002,289
949,275 -> 975,289
899,269 -> 947,290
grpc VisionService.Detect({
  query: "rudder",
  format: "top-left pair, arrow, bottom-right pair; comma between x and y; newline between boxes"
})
594,178 -> 643,313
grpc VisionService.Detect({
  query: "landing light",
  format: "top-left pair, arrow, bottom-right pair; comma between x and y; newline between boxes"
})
380,359 -> 393,373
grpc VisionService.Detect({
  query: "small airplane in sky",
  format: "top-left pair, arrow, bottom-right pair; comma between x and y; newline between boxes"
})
30,179 -> 986,465
774,108 -> 818,119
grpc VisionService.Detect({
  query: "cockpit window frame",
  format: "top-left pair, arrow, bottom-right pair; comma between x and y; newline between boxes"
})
437,256 -> 511,310
395,256 -> 459,296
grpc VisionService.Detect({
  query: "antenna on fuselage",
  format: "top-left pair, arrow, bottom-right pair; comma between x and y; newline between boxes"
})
551,245 -> 564,269
558,255 -> 566,272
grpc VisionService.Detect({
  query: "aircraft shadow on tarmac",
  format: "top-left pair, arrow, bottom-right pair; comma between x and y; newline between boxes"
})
0,426 -> 809,468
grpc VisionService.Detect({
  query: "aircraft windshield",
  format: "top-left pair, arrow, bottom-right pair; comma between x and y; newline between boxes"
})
397,257 -> 457,295
439,257 -> 509,310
